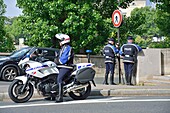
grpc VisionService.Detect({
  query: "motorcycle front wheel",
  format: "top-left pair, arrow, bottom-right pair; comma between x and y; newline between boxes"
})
8,79 -> 34,103
68,82 -> 91,100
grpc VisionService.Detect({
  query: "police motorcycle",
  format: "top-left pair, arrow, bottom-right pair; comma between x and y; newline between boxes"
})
8,47 -> 96,103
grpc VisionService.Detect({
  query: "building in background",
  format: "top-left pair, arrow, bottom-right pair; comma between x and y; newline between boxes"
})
119,0 -> 156,17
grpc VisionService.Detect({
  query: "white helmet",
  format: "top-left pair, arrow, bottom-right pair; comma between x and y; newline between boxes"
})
55,34 -> 70,45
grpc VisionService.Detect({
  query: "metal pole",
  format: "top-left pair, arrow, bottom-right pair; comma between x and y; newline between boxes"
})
117,28 -> 121,84
87,53 -> 90,63
117,0 -> 121,84
117,28 -> 120,44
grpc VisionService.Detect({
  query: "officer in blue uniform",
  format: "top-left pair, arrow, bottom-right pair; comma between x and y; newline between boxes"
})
103,38 -> 119,85
54,34 -> 74,102
120,36 -> 142,85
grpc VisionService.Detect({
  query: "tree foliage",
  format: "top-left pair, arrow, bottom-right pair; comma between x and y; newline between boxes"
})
123,6 -> 170,48
112,7 -> 161,47
151,0 -> 170,13
155,10 -> 170,37
0,0 -> 15,52
150,0 -> 170,37
5,17 -> 25,45
16,0 -> 133,54
127,7 -> 160,37
0,0 -> 6,41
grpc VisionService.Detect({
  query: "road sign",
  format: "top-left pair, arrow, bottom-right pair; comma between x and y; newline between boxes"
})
112,10 -> 123,28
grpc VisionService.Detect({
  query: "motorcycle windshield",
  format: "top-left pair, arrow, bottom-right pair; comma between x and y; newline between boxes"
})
21,47 -> 37,60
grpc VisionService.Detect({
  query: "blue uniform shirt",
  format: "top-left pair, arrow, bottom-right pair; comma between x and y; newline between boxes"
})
103,44 -> 119,63
119,42 -> 142,55
59,44 -> 73,65
104,44 -> 119,55
119,42 -> 142,63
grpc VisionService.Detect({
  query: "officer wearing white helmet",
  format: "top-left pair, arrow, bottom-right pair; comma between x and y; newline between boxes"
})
54,34 -> 74,102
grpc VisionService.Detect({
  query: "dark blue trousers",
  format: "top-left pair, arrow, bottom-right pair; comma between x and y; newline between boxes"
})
105,62 -> 115,75
103,62 -> 115,84
124,62 -> 134,85
57,68 -> 71,84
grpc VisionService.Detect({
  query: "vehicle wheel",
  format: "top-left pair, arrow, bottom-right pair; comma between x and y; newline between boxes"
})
8,80 -> 34,103
2,66 -> 18,81
68,82 -> 91,100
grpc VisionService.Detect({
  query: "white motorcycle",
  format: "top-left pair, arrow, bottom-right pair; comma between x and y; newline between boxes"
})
8,47 -> 96,103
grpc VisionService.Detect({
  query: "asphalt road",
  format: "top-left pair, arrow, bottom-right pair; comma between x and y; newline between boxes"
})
0,96 -> 170,113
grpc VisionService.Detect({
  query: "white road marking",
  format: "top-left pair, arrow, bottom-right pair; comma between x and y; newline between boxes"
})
0,97 -> 170,109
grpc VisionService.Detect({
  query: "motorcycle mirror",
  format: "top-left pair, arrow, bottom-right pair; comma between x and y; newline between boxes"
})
42,50 -> 48,56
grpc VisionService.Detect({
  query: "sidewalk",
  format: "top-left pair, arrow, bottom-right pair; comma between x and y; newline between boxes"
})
0,75 -> 170,101
91,75 -> 170,96
91,84 -> 170,96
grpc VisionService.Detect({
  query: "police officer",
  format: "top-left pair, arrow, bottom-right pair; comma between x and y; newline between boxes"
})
120,36 -> 142,85
54,34 -> 74,102
103,38 -> 119,85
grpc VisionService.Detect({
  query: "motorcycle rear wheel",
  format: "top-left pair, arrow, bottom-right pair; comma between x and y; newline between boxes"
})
68,82 -> 91,100
8,79 -> 34,103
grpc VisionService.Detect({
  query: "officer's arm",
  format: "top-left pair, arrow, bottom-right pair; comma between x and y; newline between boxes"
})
136,45 -> 142,52
102,47 -> 106,56
59,47 -> 71,64
119,46 -> 124,56
113,47 -> 119,54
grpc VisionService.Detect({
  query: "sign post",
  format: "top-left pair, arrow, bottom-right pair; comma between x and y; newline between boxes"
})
112,9 -> 123,84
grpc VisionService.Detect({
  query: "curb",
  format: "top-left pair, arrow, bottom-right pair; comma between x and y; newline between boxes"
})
90,89 -> 170,96
1,89 -> 170,101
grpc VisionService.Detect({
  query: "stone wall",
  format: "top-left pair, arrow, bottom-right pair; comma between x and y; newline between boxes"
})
137,49 -> 161,83
1,48 -> 170,84
161,49 -> 170,75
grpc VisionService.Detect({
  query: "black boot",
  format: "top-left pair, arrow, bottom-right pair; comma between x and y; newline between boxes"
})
125,75 -> 130,85
110,74 -> 117,85
127,75 -> 132,85
103,74 -> 109,85
55,83 -> 63,103
129,75 -> 133,86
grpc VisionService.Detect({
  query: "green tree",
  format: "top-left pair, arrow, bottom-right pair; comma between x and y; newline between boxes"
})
151,0 -> 170,37
0,0 -> 6,47
5,17 -> 25,45
151,0 -> 170,13
118,6 -> 164,48
128,7 -> 160,37
155,11 -> 170,37
16,0 -> 133,54
0,0 -> 15,52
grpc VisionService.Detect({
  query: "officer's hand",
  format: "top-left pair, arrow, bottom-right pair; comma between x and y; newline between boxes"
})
119,55 -> 124,59
54,57 -> 60,64
116,43 -> 119,48
116,53 -> 120,57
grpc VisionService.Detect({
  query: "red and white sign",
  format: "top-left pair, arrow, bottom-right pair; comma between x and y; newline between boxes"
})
112,10 -> 123,28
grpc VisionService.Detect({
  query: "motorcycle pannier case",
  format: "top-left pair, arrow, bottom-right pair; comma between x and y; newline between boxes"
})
76,67 -> 95,83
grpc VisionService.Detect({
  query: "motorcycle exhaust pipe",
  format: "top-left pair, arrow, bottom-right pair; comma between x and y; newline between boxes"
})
66,84 -> 89,93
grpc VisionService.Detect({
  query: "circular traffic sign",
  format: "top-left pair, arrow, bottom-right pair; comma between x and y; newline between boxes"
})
112,10 -> 123,28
